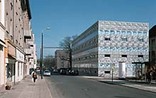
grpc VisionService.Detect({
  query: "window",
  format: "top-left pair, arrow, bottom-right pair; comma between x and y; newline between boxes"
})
105,38 -> 110,41
138,55 -> 143,57
105,54 -> 110,57
10,3 -> 13,10
122,55 -> 127,57
121,37 -> 127,41
105,71 -> 110,74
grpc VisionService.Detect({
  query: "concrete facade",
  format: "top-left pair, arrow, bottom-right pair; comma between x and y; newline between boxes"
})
55,50 -> 70,69
0,0 -> 6,87
1,0 -> 36,88
24,34 -> 37,75
149,25 -> 156,70
72,21 -> 149,78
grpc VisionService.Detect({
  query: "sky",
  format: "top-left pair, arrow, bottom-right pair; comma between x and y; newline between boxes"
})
29,0 -> 156,58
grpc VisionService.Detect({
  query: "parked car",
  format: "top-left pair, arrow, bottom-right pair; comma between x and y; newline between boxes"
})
52,69 -> 59,75
59,68 -> 67,75
71,69 -> 79,75
53,69 -> 59,73
67,69 -> 79,75
43,70 -> 51,76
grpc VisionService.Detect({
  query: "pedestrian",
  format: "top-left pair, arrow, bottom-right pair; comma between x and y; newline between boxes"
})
32,71 -> 37,83
146,71 -> 151,84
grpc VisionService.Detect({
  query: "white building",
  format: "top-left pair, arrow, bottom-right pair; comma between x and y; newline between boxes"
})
0,0 -> 6,87
72,21 -> 149,78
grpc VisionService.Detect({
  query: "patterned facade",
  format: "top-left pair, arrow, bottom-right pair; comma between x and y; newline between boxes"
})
72,21 -> 149,78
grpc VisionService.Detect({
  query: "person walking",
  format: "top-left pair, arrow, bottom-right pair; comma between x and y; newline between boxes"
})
146,70 -> 151,84
32,71 -> 37,83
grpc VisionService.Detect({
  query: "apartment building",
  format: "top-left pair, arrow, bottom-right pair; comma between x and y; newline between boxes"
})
3,0 -> 36,86
24,33 -> 37,75
72,21 -> 149,78
149,25 -> 156,70
0,0 -> 7,87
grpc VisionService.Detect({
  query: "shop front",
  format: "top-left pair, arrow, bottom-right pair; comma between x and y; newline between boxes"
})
5,42 -> 16,85
15,49 -> 24,82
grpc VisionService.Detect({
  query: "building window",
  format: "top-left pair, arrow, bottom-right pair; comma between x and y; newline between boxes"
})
122,55 -> 127,57
105,54 -> 110,57
121,37 -> 127,41
105,38 -> 110,41
138,55 -> 143,57
10,3 -> 13,10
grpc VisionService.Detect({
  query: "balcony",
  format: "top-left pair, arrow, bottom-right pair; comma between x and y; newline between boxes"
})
27,40 -> 34,46
24,48 -> 33,55
24,30 -> 32,38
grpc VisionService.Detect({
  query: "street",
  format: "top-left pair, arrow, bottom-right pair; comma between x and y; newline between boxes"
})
45,75 -> 156,98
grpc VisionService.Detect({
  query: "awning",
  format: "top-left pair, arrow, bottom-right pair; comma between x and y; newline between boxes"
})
0,40 -> 7,47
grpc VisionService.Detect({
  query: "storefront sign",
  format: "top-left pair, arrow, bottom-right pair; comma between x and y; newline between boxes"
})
16,49 -> 24,62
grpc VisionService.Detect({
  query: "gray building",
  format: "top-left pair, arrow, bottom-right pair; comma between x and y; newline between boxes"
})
55,50 -> 70,69
72,21 -> 149,78
149,25 -> 156,70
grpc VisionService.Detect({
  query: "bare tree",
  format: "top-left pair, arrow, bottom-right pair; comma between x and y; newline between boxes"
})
59,35 -> 77,69
43,55 -> 56,69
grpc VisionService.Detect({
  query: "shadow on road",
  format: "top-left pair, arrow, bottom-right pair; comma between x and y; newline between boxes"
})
99,81 -> 126,85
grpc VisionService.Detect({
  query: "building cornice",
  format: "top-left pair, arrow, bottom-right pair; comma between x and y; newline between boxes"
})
21,0 -> 32,19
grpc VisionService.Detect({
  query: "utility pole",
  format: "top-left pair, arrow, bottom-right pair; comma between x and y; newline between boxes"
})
40,27 -> 50,79
69,48 -> 72,69
40,33 -> 43,79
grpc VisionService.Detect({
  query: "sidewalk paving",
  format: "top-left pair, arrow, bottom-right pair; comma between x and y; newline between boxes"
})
81,76 -> 156,93
0,75 -> 53,98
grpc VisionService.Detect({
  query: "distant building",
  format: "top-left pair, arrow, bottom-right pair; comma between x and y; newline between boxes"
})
149,25 -> 156,69
72,21 -> 149,78
55,50 -> 70,69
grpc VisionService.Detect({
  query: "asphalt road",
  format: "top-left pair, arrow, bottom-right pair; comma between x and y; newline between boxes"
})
45,75 -> 156,98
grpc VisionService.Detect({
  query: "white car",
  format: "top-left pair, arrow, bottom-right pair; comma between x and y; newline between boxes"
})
43,70 -> 51,76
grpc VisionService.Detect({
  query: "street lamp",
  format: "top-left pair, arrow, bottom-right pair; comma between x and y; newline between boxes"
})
40,27 -> 50,79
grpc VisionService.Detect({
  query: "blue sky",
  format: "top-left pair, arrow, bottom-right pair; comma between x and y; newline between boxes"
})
29,0 -> 156,58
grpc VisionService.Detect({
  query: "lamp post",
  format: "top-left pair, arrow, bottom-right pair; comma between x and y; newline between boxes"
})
40,27 -> 50,79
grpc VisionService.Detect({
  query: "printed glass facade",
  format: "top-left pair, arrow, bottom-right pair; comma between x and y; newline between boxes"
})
72,21 -> 149,78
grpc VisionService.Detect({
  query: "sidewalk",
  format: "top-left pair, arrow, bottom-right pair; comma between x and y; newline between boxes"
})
0,75 -> 53,98
81,76 -> 156,93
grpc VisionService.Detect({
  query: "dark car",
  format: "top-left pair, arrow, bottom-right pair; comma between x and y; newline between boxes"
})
72,69 -> 79,75
53,69 -> 59,73
59,68 -> 67,75
52,69 -> 59,75
67,69 -> 79,75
